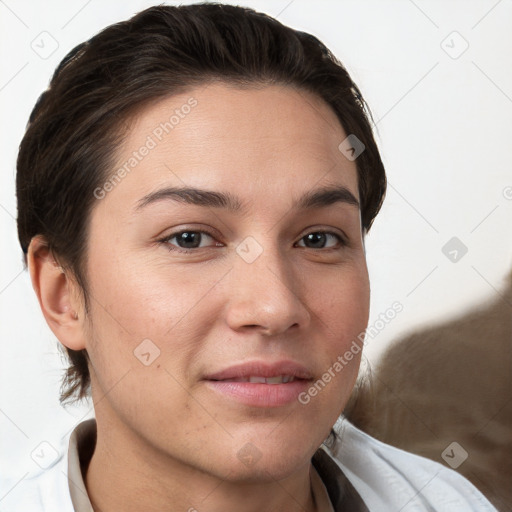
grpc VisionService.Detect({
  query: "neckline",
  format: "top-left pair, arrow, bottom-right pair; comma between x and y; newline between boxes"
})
67,418 -> 366,512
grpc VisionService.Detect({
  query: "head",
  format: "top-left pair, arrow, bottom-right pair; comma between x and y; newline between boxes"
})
17,3 -> 385,482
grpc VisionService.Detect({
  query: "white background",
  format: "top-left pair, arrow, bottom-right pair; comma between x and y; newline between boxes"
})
1,0 -> 511,482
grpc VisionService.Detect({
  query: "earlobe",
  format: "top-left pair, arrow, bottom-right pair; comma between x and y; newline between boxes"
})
27,236 -> 86,351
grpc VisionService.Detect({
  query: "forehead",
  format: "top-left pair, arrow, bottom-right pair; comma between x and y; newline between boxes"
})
98,82 -> 359,214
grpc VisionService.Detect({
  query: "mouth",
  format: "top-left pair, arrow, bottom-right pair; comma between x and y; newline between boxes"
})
213,375 -> 299,384
204,361 -> 313,407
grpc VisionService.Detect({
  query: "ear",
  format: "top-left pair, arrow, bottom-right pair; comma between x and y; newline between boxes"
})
27,236 -> 86,351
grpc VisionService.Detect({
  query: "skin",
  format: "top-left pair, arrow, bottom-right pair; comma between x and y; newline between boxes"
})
29,83 -> 370,512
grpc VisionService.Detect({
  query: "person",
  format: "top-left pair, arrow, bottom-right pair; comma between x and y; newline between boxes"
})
4,3 -> 496,511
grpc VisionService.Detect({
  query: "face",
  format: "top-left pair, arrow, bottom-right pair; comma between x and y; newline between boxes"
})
82,82 -> 370,481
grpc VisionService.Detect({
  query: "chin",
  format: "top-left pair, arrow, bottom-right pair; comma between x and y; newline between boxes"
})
218,426 -> 322,482
223,449 -> 313,483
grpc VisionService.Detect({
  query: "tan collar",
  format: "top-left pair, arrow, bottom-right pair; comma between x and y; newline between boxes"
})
67,419 -> 95,512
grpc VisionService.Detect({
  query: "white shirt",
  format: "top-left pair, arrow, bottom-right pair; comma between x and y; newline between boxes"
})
0,416 -> 497,511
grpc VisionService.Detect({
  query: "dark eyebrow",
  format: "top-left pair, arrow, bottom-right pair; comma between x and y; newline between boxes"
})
295,185 -> 360,210
135,185 -> 359,212
136,187 -> 243,212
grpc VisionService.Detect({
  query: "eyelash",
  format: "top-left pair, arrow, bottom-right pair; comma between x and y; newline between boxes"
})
158,230 -> 221,254
158,229 -> 347,254
296,231 -> 346,250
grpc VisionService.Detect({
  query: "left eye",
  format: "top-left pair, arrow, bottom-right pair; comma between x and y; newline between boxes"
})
164,231 -> 219,250
296,232 -> 343,249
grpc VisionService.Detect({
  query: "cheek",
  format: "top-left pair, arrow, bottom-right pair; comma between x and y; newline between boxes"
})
86,250 -> 228,336
295,260 -> 369,417
82,251 -> 232,395
82,264 -> 218,437
307,259 -> 370,343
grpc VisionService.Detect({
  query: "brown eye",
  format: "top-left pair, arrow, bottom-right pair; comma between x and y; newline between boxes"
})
173,231 -> 203,249
161,230 -> 221,252
297,232 -> 343,249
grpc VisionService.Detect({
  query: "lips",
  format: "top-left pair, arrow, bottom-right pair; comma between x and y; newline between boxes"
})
225,375 -> 297,384
204,360 -> 313,407
204,360 -> 313,382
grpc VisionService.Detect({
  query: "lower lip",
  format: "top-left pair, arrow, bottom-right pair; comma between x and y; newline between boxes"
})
205,380 -> 310,407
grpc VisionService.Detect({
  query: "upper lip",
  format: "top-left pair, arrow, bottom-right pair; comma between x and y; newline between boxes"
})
204,360 -> 313,381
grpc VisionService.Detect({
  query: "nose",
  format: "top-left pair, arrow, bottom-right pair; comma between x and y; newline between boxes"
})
224,245 -> 311,336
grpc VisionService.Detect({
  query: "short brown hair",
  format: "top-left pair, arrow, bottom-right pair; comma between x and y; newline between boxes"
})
16,3 -> 386,403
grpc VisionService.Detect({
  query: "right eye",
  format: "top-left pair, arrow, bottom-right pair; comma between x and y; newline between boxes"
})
159,230 -> 223,253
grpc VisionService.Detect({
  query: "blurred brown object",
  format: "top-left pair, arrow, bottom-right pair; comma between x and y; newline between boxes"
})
345,272 -> 512,511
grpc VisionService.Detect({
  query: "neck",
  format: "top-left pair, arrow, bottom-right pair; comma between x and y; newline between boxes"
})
84,413 -> 317,512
